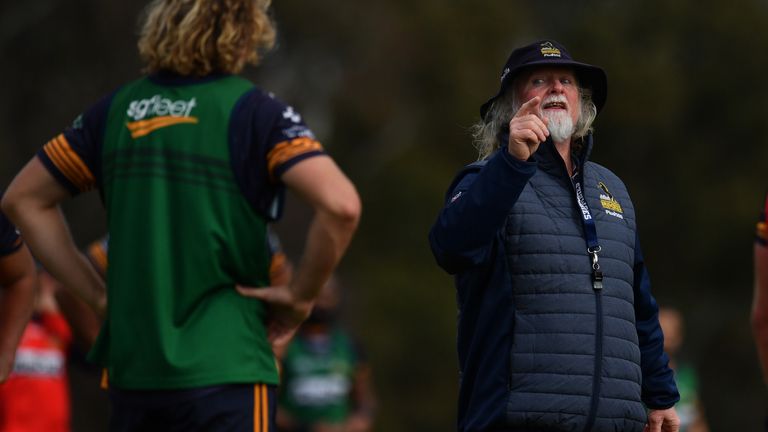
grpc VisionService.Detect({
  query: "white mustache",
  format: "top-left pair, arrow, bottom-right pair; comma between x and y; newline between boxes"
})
542,95 -> 568,109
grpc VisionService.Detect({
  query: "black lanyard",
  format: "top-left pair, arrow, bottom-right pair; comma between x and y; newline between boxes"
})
571,169 -> 603,290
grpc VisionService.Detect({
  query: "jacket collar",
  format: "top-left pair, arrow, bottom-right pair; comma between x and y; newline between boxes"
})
532,133 -> 595,177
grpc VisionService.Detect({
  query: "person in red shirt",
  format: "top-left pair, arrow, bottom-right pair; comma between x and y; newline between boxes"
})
0,269 -> 72,432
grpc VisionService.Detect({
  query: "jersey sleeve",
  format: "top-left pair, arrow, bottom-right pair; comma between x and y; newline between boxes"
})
264,103 -> 325,180
36,92 -> 115,195
229,89 -> 325,221
0,205 -> 22,257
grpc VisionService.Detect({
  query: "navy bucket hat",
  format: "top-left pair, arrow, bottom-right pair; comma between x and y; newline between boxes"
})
479,40 -> 607,121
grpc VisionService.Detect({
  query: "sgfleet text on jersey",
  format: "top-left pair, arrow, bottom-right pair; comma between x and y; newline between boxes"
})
127,95 -> 197,121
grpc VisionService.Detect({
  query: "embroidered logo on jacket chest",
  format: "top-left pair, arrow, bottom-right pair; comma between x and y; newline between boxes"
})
598,181 -> 624,219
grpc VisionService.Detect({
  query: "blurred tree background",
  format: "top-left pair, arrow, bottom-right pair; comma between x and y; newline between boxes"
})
1,0 -> 767,430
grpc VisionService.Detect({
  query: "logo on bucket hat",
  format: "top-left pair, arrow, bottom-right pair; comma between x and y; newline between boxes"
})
539,41 -> 562,58
479,40 -> 607,121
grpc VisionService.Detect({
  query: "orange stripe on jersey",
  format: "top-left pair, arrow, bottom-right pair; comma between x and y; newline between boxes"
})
269,252 -> 292,286
44,138 -> 86,190
261,384 -> 269,432
759,222 -> 767,241
52,135 -> 94,189
43,134 -> 96,191
100,368 -> 109,389
126,116 -> 198,132
253,384 -> 261,432
126,116 -> 198,138
87,241 -> 108,275
266,138 -> 323,179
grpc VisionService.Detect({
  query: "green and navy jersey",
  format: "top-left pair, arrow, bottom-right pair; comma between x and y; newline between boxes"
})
84,230 -> 290,290
36,73 -> 324,390
0,194 -> 22,257
38,72 -> 324,219
279,328 -> 363,424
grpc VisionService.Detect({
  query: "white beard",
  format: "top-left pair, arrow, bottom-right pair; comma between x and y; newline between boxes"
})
542,96 -> 576,143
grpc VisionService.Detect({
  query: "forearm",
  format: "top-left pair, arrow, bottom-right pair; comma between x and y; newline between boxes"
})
0,259 -> 37,381
633,238 -> 679,407
638,324 -> 678,408
290,204 -> 359,303
281,156 -> 361,304
2,163 -> 105,315
16,207 -> 103,313
637,309 -> 677,407
55,287 -> 102,350
245,156 -> 360,347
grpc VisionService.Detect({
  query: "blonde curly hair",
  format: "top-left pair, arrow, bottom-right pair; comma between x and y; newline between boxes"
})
138,0 -> 276,76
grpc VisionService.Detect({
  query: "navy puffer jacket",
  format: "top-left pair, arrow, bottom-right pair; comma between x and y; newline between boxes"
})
429,136 -> 679,432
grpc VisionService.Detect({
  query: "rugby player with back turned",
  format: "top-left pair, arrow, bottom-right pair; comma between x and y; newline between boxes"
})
2,1 -> 361,430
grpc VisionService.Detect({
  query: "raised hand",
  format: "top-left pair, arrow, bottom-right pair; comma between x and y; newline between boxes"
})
508,96 -> 549,161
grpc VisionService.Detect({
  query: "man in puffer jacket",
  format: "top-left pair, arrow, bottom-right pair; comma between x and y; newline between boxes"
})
429,40 -> 680,432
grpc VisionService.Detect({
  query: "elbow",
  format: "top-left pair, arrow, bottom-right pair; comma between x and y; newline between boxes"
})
1,182 -> 38,223
428,229 -> 478,275
0,192 -> 20,222
1,188 -> 36,230
326,187 -> 362,231
340,190 -> 362,227
432,254 -> 461,276
428,230 -> 454,273
1,193 -> 11,215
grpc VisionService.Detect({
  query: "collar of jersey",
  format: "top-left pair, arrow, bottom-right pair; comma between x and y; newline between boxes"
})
148,70 -> 232,86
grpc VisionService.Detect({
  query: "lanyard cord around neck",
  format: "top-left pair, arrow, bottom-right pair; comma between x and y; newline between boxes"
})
571,168 -> 603,290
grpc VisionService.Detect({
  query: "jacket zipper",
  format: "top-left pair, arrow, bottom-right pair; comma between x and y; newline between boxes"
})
557,148 -> 603,432
582,287 -> 603,432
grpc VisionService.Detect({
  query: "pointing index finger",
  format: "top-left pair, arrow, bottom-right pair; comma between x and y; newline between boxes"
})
516,96 -> 542,117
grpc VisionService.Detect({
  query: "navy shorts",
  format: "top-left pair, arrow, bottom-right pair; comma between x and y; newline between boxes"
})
109,383 -> 276,432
